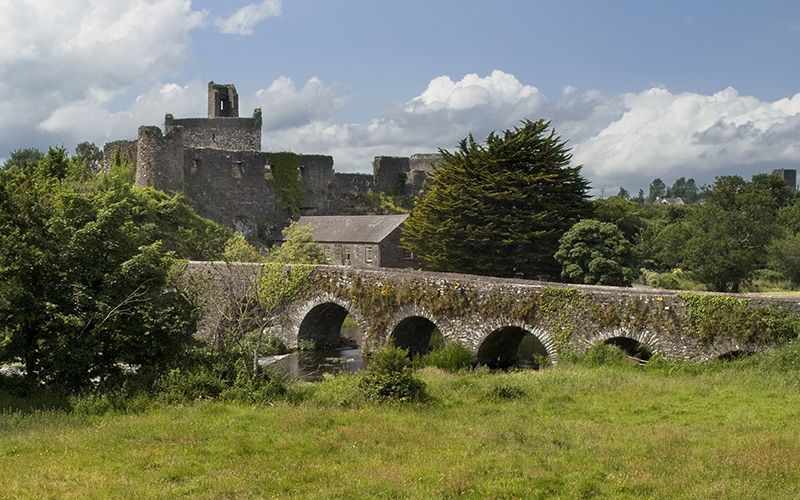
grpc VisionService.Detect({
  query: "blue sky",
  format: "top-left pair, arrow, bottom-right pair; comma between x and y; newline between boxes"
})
2,0 -> 800,193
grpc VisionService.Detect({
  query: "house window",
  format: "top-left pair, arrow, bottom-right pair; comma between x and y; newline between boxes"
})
403,250 -> 415,260
323,246 -> 332,263
345,251 -> 351,266
365,246 -> 374,264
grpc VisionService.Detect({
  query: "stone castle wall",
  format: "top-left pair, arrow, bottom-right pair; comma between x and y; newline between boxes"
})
166,112 -> 261,152
101,140 -> 138,172
102,82 -> 441,242
183,148 -> 287,239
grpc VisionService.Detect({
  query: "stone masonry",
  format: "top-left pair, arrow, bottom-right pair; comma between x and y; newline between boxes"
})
183,261 -> 800,364
102,82 -> 441,241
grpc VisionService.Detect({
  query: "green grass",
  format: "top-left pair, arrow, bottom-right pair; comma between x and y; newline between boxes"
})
3,363 -> 800,497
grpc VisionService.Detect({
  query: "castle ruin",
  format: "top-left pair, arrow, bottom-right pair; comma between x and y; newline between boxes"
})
103,81 -> 440,241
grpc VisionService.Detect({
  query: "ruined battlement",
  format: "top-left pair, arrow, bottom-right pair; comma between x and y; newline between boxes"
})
165,110 -> 261,152
103,81 -> 441,243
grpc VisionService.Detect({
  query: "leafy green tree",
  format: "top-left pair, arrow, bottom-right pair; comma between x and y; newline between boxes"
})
2,147 -> 44,171
593,196 -> 645,243
647,178 -> 666,203
105,146 -> 136,185
752,172 -> 797,209
667,177 -> 699,203
75,142 -> 103,174
222,232 -> 263,262
128,189 -> 232,260
767,197 -> 800,285
767,235 -> 800,284
554,219 -> 636,286
616,187 -> 630,199
649,176 -> 780,292
268,221 -> 326,264
777,198 -> 800,235
36,146 -> 70,180
0,169 -> 197,391
402,119 -> 591,278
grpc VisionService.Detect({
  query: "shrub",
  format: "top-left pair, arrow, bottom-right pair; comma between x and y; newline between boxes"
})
154,353 -> 287,405
579,343 -> 635,368
414,342 -> 474,372
743,268 -> 793,292
641,268 -> 704,290
681,292 -> 800,343
222,232 -> 263,262
297,338 -> 316,352
262,334 -> 289,356
359,346 -> 427,403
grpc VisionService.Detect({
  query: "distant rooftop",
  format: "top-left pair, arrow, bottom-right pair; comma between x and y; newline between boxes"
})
279,214 -> 408,243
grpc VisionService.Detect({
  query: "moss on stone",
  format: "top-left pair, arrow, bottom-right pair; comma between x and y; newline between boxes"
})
269,152 -> 304,215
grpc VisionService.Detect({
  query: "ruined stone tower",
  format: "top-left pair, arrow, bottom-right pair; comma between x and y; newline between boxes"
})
102,80 -> 440,242
208,82 -> 240,118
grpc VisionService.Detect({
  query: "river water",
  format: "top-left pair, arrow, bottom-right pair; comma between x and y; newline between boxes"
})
260,347 -> 366,381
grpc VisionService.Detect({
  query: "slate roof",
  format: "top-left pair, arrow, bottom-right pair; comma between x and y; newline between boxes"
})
276,214 -> 408,243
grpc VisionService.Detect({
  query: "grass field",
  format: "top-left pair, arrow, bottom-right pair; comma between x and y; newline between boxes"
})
3,355 -> 800,499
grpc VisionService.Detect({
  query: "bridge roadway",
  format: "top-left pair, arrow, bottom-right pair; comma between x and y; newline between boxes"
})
184,261 -> 800,365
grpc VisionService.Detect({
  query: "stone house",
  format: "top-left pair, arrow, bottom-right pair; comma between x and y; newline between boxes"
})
277,214 -> 418,269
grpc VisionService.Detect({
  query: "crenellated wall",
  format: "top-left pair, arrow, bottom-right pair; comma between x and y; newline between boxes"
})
183,262 -> 800,363
103,81 -> 441,243
165,112 -> 261,152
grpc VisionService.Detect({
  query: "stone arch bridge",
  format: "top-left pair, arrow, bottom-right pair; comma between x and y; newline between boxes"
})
183,262 -> 800,365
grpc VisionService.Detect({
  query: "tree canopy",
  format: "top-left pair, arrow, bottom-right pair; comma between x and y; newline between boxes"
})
649,175 -> 780,292
555,219 -> 636,286
402,119 -> 591,278
0,166 -> 198,391
0,145 -> 240,391
267,221 -> 326,265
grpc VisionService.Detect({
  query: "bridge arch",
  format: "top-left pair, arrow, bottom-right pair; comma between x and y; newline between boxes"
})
715,350 -> 753,361
582,328 -> 661,361
386,306 -> 447,356
289,294 -> 367,350
706,340 -> 762,362
476,324 -> 556,369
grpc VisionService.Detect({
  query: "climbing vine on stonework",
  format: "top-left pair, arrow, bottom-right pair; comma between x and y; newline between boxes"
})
269,152 -> 304,215
291,268 -> 800,356
680,292 -> 800,343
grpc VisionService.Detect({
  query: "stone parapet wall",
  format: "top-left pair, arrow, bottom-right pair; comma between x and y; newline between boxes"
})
184,262 -> 800,362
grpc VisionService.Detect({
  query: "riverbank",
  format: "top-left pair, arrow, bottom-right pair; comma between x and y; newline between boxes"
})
3,353 -> 800,498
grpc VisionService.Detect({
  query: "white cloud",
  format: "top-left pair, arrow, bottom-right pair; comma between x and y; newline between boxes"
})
39,81 -> 207,143
215,0 -> 281,36
571,87 -> 800,190
249,76 -> 347,131
263,72 -> 800,192
406,70 -> 544,114
0,0 -> 206,152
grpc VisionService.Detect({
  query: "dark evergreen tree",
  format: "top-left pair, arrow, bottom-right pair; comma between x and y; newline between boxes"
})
668,177 -> 699,203
402,119 -> 591,278
647,178 -> 666,203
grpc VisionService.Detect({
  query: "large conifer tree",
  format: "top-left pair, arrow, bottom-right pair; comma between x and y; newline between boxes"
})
402,119 -> 590,278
